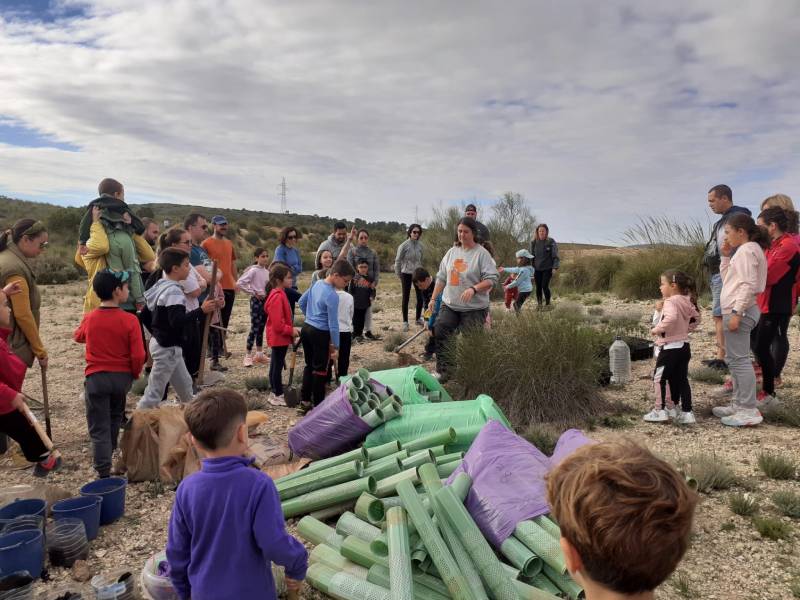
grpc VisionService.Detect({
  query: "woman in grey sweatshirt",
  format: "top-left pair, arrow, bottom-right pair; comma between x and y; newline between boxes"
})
394,224 -> 424,330
428,217 -> 498,380
530,223 -> 560,308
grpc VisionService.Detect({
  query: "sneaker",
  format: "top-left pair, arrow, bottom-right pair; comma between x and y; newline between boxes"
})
254,352 -> 269,365
712,404 -> 738,417
210,360 -> 228,372
757,392 -> 780,413
666,407 -> 678,419
33,453 -> 62,477
268,393 -> 287,407
643,409 -> 669,423
675,411 -> 696,425
243,353 -> 254,368
721,408 -> 763,427
402,322 -> 410,332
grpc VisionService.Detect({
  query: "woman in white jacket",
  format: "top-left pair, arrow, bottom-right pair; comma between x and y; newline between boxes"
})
394,224 -> 424,331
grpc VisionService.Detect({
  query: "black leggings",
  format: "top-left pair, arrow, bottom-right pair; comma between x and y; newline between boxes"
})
400,273 -> 423,323
269,345 -> 288,396
0,409 -> 49,463
753,314 -> 791,395
654,344 -> 692,412
514,291 -> 531,313
285,287 -> 302,315
534,269 -> 553,305
300,323 -> 331,406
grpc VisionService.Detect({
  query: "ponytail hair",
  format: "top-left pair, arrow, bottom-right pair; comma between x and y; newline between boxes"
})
726,213 -> 770,250
0,219 -> 47,252
662,270 -> 698,308
158,227 -> 187,254
759,206 -> 799,236
267,262 -> 291,293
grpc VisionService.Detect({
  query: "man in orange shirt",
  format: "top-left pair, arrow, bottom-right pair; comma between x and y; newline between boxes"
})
201,216 -> 238,366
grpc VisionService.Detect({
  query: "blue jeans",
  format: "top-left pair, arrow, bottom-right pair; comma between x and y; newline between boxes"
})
710,273 -> 723,317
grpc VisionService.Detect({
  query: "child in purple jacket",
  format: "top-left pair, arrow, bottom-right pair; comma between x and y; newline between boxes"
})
166,389 -> 307,600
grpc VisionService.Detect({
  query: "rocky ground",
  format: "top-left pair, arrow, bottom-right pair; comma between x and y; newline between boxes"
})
3,276 -> 800,599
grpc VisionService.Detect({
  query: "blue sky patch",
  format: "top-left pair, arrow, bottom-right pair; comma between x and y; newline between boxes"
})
0,120 -> 80,152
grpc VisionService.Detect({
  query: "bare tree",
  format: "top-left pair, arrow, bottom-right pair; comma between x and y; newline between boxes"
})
487,192 -> 537,266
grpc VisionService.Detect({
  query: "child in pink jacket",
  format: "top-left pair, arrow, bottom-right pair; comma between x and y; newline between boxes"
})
644,270 -> 700,425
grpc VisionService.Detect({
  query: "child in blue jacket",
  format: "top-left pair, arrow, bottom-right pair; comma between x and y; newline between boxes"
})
498,250 -> 534,313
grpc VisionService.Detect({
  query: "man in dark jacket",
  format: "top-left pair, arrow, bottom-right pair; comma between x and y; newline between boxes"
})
703,184 -> 751,369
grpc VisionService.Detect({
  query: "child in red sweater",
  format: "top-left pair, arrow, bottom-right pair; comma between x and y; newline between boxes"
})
74,270 -> 146,478
264,264 -> 300,407
0,283 -> 61,476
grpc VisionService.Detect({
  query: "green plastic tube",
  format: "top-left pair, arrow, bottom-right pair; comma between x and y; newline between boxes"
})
358,389 -> 371,404
514,521 -> 567,573
386,507 -> 414,600
336,511 -> 383,543
396,479 -> 477,600
375,466 -> 420,497
282,476 -> 376,519
449,472 -> 472,502
350,374 -> 366,390
513,578 -> 563,600
365,440 -> 402,461
276,459 -> 364,500
329,570 -> 392,600
500,535 -> 543,578
409,567 -> 452,597
364,457 -> 403,481
542,565 -> 584,600
380,491 -> 428,510
294,446 -> 369,478
367,398 -> 381,410
401,449 -> 435,470
534,515 -> 561,540
436,451 -> 465,465
307,562 -> 335,595
310,543 -> 369,580
418,464 -> 489,600
348,387 -> 361,403
309,499 -> 356,521
427,390 -> 442,402
367,565 -> 451,600
341,535 -> 389,568
528,573 -> 564,597
355,492 -> 385,524
411,445 -> 446,459
297,515 -> 345,549
382,401 -> 403,422
357,367 -> 371,382
436,460 -> 462,478
362,407 -> 385,428
379,396 -> 395,409
434,486 -> 518,600
351,403 -> 364,417
368,392 -> 380,404
403,428 -> 457,452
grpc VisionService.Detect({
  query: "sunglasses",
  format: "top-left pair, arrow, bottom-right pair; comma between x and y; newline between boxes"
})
287,234 -> 297,239
411,230 -> 421,235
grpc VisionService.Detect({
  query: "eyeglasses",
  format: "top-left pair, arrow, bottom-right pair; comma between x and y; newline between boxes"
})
287,235 -> 297,239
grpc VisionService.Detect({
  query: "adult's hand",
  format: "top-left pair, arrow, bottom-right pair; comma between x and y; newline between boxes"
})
460,287 -> 476,303
38,356 -> 48,369
122,212 -> 132,225
728,314 -> 741,332
2,281 -> 22,296
92,205 -> 102,222
349,226 -> 358,242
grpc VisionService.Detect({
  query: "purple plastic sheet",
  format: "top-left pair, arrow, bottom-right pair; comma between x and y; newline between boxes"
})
288,384 -> 373,459
369,379 -> 388,398
447,421 -> 592,547
549,428 -> 594,468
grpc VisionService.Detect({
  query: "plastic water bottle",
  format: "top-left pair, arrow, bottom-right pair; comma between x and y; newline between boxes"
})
609,336 -> 631,384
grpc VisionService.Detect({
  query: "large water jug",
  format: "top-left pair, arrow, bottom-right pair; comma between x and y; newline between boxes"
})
609,336 -> 631,384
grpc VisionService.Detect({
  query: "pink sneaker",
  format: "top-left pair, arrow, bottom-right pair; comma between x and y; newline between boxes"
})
243,353 -> 254,367
254,352 -> 269,365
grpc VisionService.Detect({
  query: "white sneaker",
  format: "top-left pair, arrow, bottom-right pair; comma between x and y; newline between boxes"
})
712,404 -> 737,418
643,409 -> 669,423
721,408 -> 763,427
666,407 -> 678,419
243,353 -> 254,367
268,393 -> 287,407
675,411 -> 696,425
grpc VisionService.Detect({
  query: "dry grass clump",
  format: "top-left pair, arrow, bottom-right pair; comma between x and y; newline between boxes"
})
728,492 -> 759,517
612,245 -> 705,300
772,491 -> 800,519
521,424 -> 560,455
753,516 -> 793,541
680,453 -> 737,493
244,376 -> 271,392
449,310 -> 610,428
689,366 -> 726,385
758,452 -> 797,480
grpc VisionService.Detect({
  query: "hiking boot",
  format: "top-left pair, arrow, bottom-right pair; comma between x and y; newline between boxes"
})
757,392 -> 780,413
268,393 -> 287,407
643,409 -> 669,423
721,408 -> 763,427
243,353 -> 254,367
254,352 -> 269,365
675,411 -> 697,425
402,322 -> 410,332
712,403 -> 738,418
33,453 -> 62,478
210,360 -> 228,372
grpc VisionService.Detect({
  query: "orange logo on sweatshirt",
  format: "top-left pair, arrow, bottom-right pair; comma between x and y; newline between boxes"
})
449,258 -> 468,286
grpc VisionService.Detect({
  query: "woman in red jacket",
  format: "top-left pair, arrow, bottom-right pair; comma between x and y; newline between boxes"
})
753,207 -> 800,405
0,283 -> 61,476
265,263 -> 300,407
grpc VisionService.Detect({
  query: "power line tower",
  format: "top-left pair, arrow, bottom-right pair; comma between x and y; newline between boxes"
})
279,177 -> 288,214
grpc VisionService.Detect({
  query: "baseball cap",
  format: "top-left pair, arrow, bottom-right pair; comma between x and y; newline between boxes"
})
516,249 -> 534,259
211,215 -> 228,225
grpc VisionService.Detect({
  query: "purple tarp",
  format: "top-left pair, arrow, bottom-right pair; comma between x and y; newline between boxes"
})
447,420 -> 593,547
287,384 -> 373,459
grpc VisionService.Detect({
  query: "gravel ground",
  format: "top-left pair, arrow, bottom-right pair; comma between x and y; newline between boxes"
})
3,279 -> 800,599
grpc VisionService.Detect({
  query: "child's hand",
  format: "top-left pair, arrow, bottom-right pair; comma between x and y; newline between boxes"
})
285,578 -> 303,593
78,244 -> 88,256
12,393 -> 26,412
92,205 -> 102,222
498,266 -> 505,273
122,212 -> 132,225
2,281 -> 22,296
721,240 -> 732,257
201,298 -> 219,314
293,327 -> 301,338
654,299 -> 664,311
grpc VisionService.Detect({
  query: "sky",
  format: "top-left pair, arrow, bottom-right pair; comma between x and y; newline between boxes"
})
0,1 -> 799,244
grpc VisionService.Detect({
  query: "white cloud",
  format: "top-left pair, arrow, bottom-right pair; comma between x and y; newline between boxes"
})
0,0 -> 799,243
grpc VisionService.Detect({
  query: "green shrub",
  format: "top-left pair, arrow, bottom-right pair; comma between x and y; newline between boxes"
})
449,310 -> 609,427
680,453 -> 737,493
244,376 -> 270,392
561,254 -> 625,293
753,516 -> 793,541
690,366 -> 726,385
613,246 -> 704,300
587,306 -> 604,316
728,492 -> 759,516
244,231 -> 260,245
583,295 -> 602,305
764,403 -> 800,428
33,255 -> 82,284
772,491 -> 800,518
758,452 -> 796,480
522,424 -> 559,455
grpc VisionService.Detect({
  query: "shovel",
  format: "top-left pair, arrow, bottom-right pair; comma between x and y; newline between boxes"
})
283,342 -> 302,408
41,364 -> 52,440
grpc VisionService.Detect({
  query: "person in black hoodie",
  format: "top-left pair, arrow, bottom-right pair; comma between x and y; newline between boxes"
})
138,248 -> 218,408
348,260 -> 374,340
